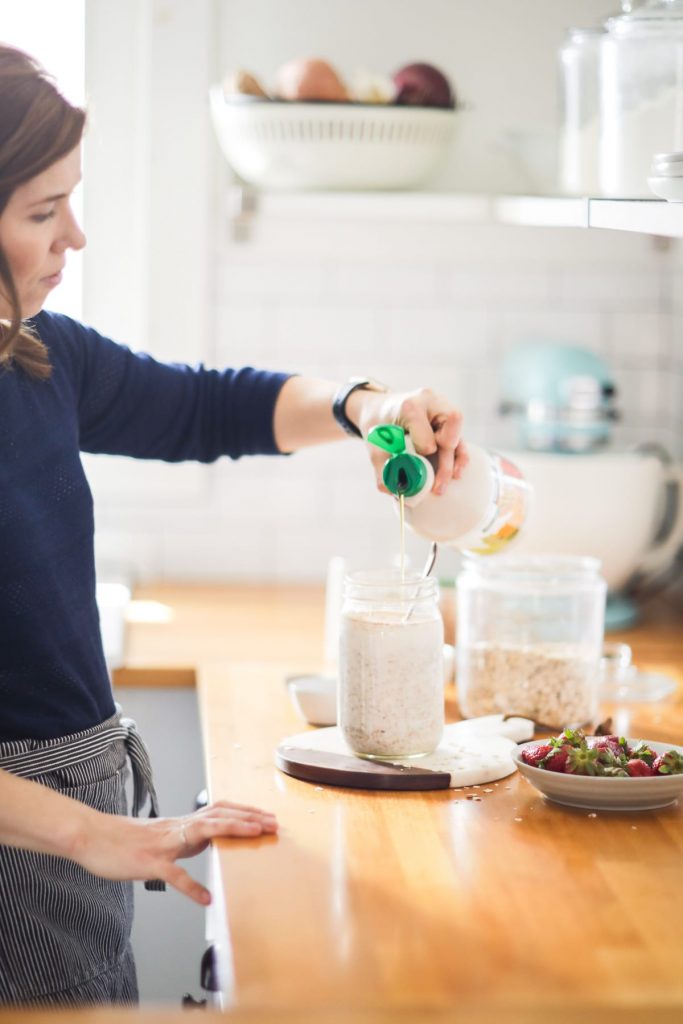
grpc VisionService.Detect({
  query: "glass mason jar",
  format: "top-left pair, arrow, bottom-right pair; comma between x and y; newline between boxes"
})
339,570 -> 444,759
559,27 -> 605,195
600,0 -> 683,197
456,555 -> 606,728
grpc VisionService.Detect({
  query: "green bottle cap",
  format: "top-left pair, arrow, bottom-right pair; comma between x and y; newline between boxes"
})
367,424 -> 429,497
367,424 -> 407,454
382,452 -> 429,497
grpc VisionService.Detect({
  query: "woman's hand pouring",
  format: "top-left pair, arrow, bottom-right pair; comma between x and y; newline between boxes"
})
347,386 -> 467,495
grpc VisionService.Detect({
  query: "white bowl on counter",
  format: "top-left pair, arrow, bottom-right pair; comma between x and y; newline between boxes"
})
286,675 -> 337,726
513,739 -> 683,811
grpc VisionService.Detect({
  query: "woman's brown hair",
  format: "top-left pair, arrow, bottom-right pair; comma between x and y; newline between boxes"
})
0,44 -> 86,379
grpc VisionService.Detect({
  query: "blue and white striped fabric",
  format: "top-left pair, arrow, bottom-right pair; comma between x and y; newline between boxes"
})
0,709 -> 161,1006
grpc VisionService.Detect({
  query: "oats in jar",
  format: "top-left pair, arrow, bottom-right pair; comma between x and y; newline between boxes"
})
457,641 -> 597,727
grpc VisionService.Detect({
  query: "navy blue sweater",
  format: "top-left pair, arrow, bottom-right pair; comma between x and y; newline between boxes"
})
0,311 -> 290,741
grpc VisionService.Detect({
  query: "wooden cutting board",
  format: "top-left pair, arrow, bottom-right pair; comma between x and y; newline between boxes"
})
275,717 -> 534,791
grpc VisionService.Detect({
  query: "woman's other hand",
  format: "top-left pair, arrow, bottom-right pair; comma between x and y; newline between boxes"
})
72,800 -> 278,906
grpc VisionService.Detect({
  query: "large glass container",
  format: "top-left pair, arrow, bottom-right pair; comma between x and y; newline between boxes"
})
456,555 -> 606,727
559,27 -> 605,195
600,0 -> 683,197
339,570 -> 444,759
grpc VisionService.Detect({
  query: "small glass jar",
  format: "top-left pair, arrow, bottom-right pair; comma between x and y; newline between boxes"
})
456,555 -> 606,728
559,27 -> 605,195
339,570 -> 444,759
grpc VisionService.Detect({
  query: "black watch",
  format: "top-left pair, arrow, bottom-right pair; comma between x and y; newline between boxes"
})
332,377 -> 387,438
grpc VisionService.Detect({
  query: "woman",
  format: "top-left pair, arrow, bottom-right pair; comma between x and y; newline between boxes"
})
0,44 -> 464,1007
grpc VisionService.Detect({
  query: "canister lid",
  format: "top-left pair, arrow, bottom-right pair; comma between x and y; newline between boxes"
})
607,0 -> 683,32
651,151 -> 683,177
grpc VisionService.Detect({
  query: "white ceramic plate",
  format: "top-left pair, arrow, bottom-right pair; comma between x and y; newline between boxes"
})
513,739 -> 683,811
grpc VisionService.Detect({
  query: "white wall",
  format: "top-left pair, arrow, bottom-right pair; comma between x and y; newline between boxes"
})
81,0 -> 683,586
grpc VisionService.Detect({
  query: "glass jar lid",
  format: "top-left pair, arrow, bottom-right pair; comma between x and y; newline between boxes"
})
459,554 -> 604,591
607,0 -> 683,33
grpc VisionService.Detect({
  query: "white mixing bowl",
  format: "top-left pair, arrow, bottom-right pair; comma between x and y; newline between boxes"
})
505,450 -> 683,593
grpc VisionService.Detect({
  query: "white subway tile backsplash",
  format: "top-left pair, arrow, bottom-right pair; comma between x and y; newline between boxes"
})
273,305 -> 376,361
494,309 -> 605,355
329,261 -> 438,305
94,216 -> 683,584
555,271 -> 661,308
612,367 -> 664,422
213,304 -> 276,366
607,312 -> 666,366
385,308 -> 492,364
443,266 -> 550,305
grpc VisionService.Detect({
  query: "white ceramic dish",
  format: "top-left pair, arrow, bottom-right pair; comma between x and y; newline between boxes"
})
286,674 -> 337,726
648,175 -> 683,202
209,88 -> 456,190
513,739 -> 683,811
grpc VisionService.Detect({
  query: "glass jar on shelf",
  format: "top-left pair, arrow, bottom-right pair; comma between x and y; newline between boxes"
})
600,0 -> 683,197
456,555 -> 606,728
559,27 -> 605,195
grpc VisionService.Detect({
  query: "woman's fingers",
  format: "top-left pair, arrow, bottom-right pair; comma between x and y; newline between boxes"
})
380,390 -> 464,493
190,804 -> 278,830
175,812 -> 278,857
158,860 -> 211,906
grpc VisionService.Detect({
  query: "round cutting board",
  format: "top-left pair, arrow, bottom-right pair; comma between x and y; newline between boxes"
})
275,720 -> 530,791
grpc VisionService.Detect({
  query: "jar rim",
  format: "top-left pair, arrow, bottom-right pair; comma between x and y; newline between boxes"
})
460,553 -> 602,579
344,568 -> 438,596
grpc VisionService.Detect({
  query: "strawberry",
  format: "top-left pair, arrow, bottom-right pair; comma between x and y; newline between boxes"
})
554,727 -> 585,748
566,745 -> 601,776
626,759 -> 655,777
589,735 -> 627,758
652,750 -> 683,775
521,743 -> 552,768
628,741 -> 657,765
543,746 -> 571,772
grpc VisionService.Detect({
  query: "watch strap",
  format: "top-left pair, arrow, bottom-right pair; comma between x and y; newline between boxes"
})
332,377 -> 386,438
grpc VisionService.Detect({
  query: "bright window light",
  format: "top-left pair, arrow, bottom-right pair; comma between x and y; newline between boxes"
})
0,0 -> 86,319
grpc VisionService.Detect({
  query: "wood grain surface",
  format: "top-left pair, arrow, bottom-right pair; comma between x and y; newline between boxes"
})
108,584 -> 683,1017
198,649 -> 683,1014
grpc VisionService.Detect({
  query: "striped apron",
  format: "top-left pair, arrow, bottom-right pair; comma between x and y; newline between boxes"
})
0,708 -> 161,1007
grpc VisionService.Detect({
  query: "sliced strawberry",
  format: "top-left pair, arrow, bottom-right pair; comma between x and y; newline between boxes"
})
626,759 -> 655,777
520,743 -> 552,768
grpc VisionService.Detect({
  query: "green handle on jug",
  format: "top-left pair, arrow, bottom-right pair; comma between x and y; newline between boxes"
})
367,424 -> 430,499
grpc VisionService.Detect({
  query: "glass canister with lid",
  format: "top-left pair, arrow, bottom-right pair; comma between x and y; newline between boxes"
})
456,555 -> 606,728
339,569 -> 444,759
559,26 -> 605,195
600,0 -> 683,197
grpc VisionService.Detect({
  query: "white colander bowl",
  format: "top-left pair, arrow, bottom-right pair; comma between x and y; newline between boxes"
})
209,88 -> 457,190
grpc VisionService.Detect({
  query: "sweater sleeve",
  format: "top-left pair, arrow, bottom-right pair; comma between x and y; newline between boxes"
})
37,312 -> 292,462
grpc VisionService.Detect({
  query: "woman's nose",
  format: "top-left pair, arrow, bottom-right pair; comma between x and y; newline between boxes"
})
53,206 -> 86,253
69,221 -> 87,251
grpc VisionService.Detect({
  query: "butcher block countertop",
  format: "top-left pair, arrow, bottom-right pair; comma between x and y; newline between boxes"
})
120,585 -> 683,1017
5,584 -> 682,1023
